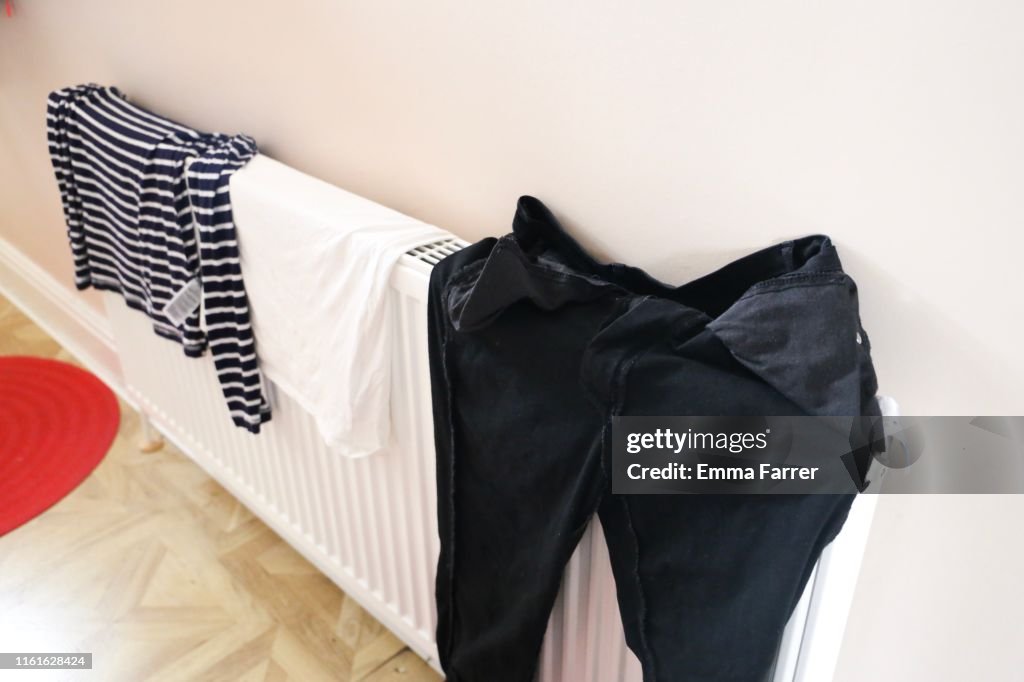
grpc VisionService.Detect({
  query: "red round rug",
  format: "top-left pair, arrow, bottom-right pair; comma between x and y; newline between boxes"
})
0,356 -> 120,536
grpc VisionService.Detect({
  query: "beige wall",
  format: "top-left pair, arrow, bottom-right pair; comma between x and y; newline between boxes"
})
2,2 -> 1023,680
836,494 -> 1024,682
2,0 -> 1023,414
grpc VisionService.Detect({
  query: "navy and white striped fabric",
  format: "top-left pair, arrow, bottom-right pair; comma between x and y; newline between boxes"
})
46,84 -> 270,432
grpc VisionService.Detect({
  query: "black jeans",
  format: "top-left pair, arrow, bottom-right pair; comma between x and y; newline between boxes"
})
427,197 -> 880,682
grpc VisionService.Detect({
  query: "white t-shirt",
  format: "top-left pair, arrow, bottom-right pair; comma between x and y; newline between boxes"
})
231,154 -> 448,456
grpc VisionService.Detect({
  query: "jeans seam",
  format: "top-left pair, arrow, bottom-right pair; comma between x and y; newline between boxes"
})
497,237 -> 629,289
618,496 -> 657,681
446,258 -> 487,288
445,240 -> 611,329
611,344 -> 659,680
439,330 -> 459,666
743,272 -> 849,297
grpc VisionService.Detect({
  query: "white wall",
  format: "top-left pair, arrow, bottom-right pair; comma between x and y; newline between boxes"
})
836,495 -> 1024,682
1,2 -> 1022,680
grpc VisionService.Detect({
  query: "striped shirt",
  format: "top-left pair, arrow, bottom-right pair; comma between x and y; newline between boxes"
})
46,84 -> 270,433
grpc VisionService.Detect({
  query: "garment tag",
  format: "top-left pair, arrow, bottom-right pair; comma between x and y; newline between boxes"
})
163,278 -> 202,327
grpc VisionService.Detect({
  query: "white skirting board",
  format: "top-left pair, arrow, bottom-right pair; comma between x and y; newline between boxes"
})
1,234 -> 876,681
0,236 -> 125,400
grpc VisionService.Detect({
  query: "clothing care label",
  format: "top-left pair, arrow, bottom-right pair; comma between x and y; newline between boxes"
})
163,278 -> 202,327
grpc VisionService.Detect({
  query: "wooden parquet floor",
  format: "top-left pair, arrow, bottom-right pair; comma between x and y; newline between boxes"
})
0,294 -> 442,682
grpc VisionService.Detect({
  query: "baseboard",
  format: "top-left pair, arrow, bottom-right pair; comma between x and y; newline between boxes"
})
0,236 -> 129,403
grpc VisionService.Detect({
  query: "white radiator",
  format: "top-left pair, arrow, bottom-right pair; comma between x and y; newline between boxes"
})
103,237 -> 876,682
